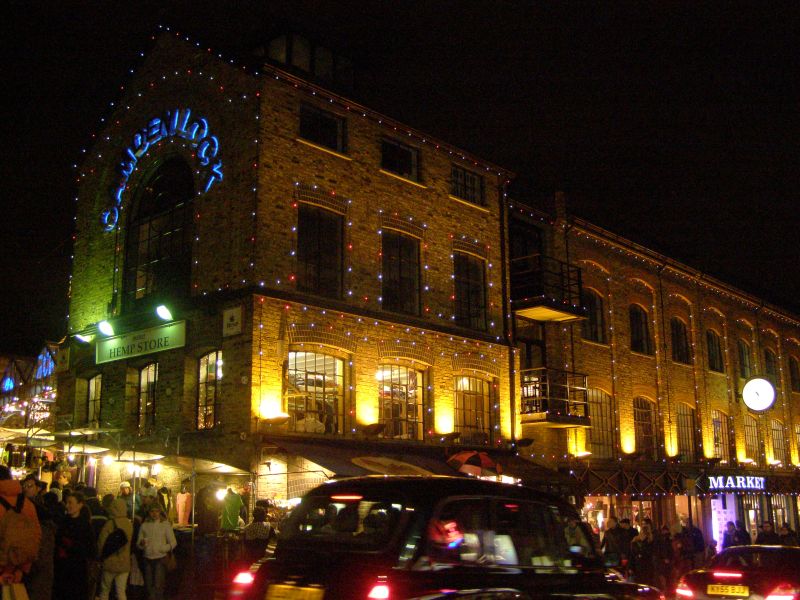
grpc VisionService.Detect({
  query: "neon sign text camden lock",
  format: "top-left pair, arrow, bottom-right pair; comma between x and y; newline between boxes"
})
101,108 -> 223,231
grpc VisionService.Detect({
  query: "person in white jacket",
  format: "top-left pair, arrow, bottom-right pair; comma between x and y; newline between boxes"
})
137,506 -> 177,600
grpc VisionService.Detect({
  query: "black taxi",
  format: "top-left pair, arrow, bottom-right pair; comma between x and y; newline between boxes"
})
229,476 -> 664,600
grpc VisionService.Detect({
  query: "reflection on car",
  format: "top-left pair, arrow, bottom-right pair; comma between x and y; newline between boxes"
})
228,476 -> 664,600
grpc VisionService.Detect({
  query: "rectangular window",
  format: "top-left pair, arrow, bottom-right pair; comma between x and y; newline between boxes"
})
138,363 -> 157,437
450,165 -> 485,205
629,305 -> 653,355
671,318 -> 692,364
381,139 -> 419,182
711,409 -> 731,463
790,358 -> 800,392
633,397 -> 657,460
299,104 -> 347,153
198,351 -> 223,430
381,230 -> 420,315
582,290 -> 606,344
771,419 -> 787,465
764,349 -> 778,384
738,340 -> 752,379
707,330 -> 724,373
453,252 -> 487,331
676,403 -> 697,462
744,415 -> 761,466
454,376 -> 492,445
377,365 -> 424,441
296,204 -> 343,298
286,351 -> 344,435
87,375 -> 102,429
587,389 -> 614,459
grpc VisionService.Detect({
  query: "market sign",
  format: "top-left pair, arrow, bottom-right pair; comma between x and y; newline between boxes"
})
708,475 -> 766,491
96,321 -> 186,365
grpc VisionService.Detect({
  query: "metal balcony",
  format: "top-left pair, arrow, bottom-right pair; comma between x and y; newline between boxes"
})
519,367 -> 590,428
510,254 -> 586,322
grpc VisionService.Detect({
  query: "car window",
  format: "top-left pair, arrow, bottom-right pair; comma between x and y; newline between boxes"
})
711,548 -> 800,571
426,498 -> 488,565
282,493 -> 405,550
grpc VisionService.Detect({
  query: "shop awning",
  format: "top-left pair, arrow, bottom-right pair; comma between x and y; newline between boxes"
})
488,452 -> 582,497
161,455 -> 250,476
272,439 -> 458,478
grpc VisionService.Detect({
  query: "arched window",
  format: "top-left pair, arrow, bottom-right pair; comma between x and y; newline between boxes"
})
629,305 -> 653,355
198,351 -> 223,430
287,351 -> 344,435
581,289 -> 606,343
706,330 -> 724,373
377,364 -> 424,440
670,317 -> 692,364
586,389 -> 614,458
771,419 -> 787,465
676,403 -> 697,462
86,375 -> 102,429
633,397 -> 658,459
789,357 -> 800,392
454,375 -> 492,445
743,414 -> 761,466
764,349 -> 778,384
138,363 -> 158,437
124,156 -> 194,309
711,409 -> 731,463
737,339 -> 752,379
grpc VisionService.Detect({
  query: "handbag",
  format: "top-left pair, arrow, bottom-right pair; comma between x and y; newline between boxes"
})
162,551 -> 177,572
101,520 -> 128,559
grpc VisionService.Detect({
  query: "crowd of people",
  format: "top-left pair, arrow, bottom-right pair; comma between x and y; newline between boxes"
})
596,514 -> 799,591
0,465 -> 177,600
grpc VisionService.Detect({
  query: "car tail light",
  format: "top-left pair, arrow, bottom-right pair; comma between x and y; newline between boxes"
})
713,572 -> 743,578
367,583 -> 390,599
676,581 -> 694,598
232,571 -> 255,585
766,584 -> 799,600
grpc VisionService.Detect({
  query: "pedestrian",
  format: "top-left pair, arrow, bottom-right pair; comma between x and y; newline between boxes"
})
778,524 -> 798,546
118,481 -> 140,519
243,506 -> 272,562
653,525 -> 674,592
755,521 -> 781,545
53,491 -> 97,600
97,498 -> 133,600
24,498 -> 56,600
630,522 -> 656,586
683,522 -> 705,568
722,521 -> 737,549
601,516 -> 629,569
0,464 -> 42,599
734,520 -> 751,546
137,505 -> 177,600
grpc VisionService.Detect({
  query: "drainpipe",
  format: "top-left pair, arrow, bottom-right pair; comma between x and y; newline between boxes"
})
499,180 -> 515,445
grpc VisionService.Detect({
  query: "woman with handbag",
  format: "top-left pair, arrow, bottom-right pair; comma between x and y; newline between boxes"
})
137,506 -> 176,600
97,499 -> 133,600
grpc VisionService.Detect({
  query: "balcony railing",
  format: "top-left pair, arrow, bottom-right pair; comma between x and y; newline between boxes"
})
510,254 -> 585,321
519,367 -> 590,427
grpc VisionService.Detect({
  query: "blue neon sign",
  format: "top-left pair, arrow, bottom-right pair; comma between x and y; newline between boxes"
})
101,108 -> 223,231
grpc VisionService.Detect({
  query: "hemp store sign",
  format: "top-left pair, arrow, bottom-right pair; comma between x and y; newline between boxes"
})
96,321 -> 186,365
707,475 -> 766,491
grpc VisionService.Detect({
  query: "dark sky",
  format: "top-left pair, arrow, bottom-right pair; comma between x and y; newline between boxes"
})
2,1 -> 799,355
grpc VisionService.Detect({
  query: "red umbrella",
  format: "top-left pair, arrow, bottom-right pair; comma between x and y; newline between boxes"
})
446,450 -> 502,476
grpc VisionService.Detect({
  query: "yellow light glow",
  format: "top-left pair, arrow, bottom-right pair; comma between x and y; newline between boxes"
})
102,455 -> 114,466
88,457 -> 97,466
152,463 -> 162,475
435,412 -> 454,434
620,432 -> 636,455
258,394 -> 284,420
215,488 -> 228,501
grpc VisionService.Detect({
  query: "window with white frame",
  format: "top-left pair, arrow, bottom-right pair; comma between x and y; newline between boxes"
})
198,351 -> 223,430
771,419 -> 787,465
711,409 -> 731,463
377,364 -> 424,441
633,397 -> 658,459
587,389 -> 614,459
676,403 -> 697,462
138,363 -> 158,437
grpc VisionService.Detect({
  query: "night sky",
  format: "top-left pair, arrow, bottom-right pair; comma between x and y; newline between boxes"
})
2,1 -> 798,355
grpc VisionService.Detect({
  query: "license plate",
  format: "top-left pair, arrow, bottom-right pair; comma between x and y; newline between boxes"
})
707,584 -> 749,596
265,584 -> 325,600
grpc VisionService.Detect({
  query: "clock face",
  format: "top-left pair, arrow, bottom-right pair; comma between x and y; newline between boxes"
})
742,377 -> 776,411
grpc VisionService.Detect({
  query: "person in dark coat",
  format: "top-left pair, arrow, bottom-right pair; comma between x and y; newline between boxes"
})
755,521 -> 781,545
778,524 -> 798,546
601,517 -> 629,568
734,520 -> 751,546
630,523 -> 656,586
53,492 -> 97,600
653,525 -> 674,592
722,521 -> 737,549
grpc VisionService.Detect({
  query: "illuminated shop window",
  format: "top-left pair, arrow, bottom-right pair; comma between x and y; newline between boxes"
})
453,252 -> 487,331
87,375 -> 102,429
771,419 -> 787,465
633,397 -> 658,460
124,156 -> 194,309
790,357 -> 800,392
586,389 -> 614,459
299,104 -> 347,153
450,165 -> 485,206
737,339 -> 752,379
764,349 -> 778,385
381,139 -> 419,182
706,330 -> 724,373
138,363 -> 158,437
629,305 -> 653,355
743,414 -> 761,466
676,403 -> 697,462
454,376 -> 492,445
286,351 -> 344,435
296,204 -> 343,298
581,289 -> 606,344
711,409 -> 731,463
381,230 -> 420,315
377,364 -> 424,441
670,318 -> 692,365
198,351 -> 223,430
